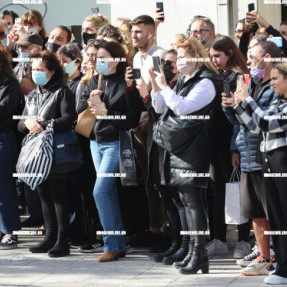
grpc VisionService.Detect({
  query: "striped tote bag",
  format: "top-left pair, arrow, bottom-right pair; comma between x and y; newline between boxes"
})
16,120 -> 54,190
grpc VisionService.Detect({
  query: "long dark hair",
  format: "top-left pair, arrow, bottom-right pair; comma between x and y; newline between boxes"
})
97,40 -> 128,76
40,50 -> 66,84
0,49 -> 13,81
211,36 -> 249,74
21,9 -> 46,40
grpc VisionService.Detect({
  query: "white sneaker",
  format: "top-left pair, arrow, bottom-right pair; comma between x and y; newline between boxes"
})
240,256 -> 275,276
264,275 -> 287,285
207,239 -> 228,256
236,243 -> 259,267
233,241 -> 251,259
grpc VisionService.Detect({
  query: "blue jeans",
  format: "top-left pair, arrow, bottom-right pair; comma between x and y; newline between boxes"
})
90,140 -> 126,252
0,132 -> 21,234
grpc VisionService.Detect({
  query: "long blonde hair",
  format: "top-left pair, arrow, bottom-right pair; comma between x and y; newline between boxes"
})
176,37 -> 217,72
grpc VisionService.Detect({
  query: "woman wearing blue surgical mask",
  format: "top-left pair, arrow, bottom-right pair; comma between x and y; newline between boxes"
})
18,51 -> 77,258
77,40 -> 141,262
57,43 -> 83,105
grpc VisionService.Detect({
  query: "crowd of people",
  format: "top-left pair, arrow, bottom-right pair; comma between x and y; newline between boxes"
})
0,5 -> 287,285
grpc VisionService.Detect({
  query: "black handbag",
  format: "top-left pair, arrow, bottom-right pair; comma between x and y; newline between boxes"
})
152,108 -> 204,154
50,129 -> 84,174
119,130 -> 141,186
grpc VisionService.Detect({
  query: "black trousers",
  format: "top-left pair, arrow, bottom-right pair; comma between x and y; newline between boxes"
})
37,176 -> 70,239
208,152 -> 250,242
178,185 -> 207,245
263,147 -> 287,278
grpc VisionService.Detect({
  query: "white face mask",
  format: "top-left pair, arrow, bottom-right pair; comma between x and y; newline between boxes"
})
24,26 -> 39,34
176,58 -> 196,75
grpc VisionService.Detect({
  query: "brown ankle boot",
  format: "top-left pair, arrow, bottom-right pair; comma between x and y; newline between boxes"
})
98,251 -> 120,262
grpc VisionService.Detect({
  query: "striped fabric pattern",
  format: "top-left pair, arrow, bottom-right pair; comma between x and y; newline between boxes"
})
16,121 -> 54,190
235,96 -> 287,152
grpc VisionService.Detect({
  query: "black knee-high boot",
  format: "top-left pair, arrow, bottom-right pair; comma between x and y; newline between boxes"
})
173,236 -> 194,268
179,235 -> 209,274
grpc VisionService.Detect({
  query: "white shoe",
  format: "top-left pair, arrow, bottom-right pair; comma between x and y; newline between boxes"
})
240,256 -> 275,276
264,274 -> 287,285
207,239 -> 228,256
233,241 -> 251,259
236,243 -> 259,267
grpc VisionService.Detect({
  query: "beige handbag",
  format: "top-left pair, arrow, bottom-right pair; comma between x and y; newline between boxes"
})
75,74 -> 102,138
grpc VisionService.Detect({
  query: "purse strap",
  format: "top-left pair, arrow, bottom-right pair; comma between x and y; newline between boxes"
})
229,167 -> 240,183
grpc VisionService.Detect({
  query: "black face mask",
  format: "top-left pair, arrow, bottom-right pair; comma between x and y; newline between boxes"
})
81,32 -> 96,45
45,42 -> 61,53
163,64 -> 176,82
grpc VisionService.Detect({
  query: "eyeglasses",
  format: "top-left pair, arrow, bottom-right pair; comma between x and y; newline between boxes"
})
161,59 -> 176,66
235,29 -> 243,33
190,29 -> 210,35
87,38 -> 103,46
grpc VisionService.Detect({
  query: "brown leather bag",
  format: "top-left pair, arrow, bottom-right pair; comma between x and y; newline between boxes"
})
75,74 -> 102,138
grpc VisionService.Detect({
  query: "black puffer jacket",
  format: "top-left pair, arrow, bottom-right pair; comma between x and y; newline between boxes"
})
18,80 -> 77,134
163,66 -> 222,188
77,74 -> 141,142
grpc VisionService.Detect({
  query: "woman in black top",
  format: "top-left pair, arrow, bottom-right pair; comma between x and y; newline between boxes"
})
0,50 -> 23,249
77,40 -> 140,262
18,51 -> 77,257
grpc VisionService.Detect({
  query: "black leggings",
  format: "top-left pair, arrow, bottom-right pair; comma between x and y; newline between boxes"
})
37,176 -> 70,237
159,185 -> 188,242
178,185 -> 207,244
263,147 -> 287,277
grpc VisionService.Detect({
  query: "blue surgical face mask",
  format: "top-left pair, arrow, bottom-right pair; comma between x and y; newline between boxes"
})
19,52 -> 30,64
64,59 -> 78,78
32,71 -> 50,86
96,61 -> 112,75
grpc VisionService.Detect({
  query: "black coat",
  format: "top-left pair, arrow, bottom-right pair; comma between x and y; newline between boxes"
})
18,80 -> 77,134
0,76 -> 24,132
163,66 -> 222,188
77,74 -> 141,142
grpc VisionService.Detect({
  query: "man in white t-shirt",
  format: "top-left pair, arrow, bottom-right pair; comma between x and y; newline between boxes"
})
131,15 -> 166,89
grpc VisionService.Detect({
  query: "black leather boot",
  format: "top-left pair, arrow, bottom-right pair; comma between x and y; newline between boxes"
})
163,236 -> 189,265
179,243 -> 209,274
29,228 -> 57,253
173,237 -> 194,268
153,239 -> 181,262
48,231 -> 70,258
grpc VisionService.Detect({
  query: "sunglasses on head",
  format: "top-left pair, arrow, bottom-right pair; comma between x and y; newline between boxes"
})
161,59 -> 176,66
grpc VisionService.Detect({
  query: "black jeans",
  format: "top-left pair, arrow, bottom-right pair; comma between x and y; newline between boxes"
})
263,147 -> 287,277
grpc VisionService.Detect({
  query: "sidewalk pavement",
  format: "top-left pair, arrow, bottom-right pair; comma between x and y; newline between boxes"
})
0,227 -> 276,287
